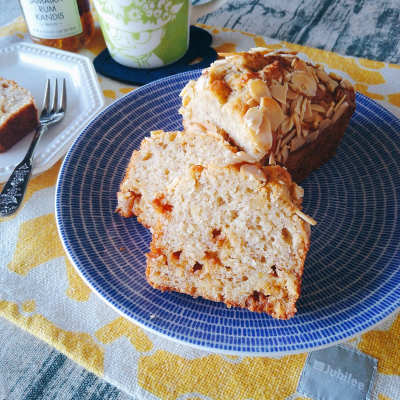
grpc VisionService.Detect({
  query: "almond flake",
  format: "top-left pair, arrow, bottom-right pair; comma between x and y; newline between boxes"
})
294,95 -> 303,115
290,136 -> 306,152
286,89 -> 299,100
317,70 -> 331,83
291,74 -> 317,96
295,209 -> 317,225
318,83 -> 326,92
186,123 -> 206,134
334,94 -> 346,111
241,164 -> 267,181
326,107 -> 334,119
275,138 -> 282,155
259,97 -> 284,131
313,115 -> 323,129
318,119 -> 331,132
281,130 -> 296,148
326,83 -> 335,93
331,102 -> 349,124
281,115 -> 294,134
269,84 -> 288,104
244,107 -> 264,131
269,152 -> 276,166
329,71 -> 342,81
281,145 -> 289,163
340,78 -> 353,90
302,128 -> 309,137
319,101 -> 330,111
293,113 -> 301,137
248,79 -> 271,103
212,59 -> 228,66
310,104 -> 326,113
246,98 -> 258,107
306,130 -> 319,143
304,99 -> 313,119
294,59 -> 307,72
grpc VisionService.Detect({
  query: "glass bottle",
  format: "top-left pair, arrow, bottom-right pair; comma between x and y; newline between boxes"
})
19,0 -> 95,52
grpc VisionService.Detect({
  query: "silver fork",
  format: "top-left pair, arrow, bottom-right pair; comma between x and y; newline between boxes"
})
0,79 -> 67,217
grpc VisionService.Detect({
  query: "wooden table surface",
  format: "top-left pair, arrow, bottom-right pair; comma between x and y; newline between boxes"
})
4,0 -> 399,63
1,0 -> 399,399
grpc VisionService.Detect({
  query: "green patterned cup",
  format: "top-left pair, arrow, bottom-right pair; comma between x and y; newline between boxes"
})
93,0 -> 227,69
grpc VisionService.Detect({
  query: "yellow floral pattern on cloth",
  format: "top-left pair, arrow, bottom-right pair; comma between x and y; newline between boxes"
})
0,16 -> 400,400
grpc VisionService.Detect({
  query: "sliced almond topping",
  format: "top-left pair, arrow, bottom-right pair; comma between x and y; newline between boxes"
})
329,71 -> 342,81
318,83 -> 326,92
340,78 -> 353,90
331,102 -> 349,124
326,107 -> 334,119
275,138 -> 282,155
334,94 -> 346,111
182,96 -> 190,106
326,83 -> 334,93
198,121 -> 217,132
150,130 -> 164,136
244,107 -> 264,132
248,79 -> 271,103
269,152 -> 276,166
319,100 -> 330,111
293,113 -> 302,137
295,209 -> 317,225
303,116 -> 315,123
317,70 -> 331,83
210,151 -> 257,167
300,97 -> 308,120
281,116 -> 294,134
294,59 -> 307,72
318,119 -> 331,132
240,164 -> 267,181
310,67 -> 319,83
281,130 -> 296,148
291,74 -> 317,96
294,95 -> 303,115
302,128 -> 309,137
306,130 -> 319,143
259,97 -> 284,132
310,104 -> 326,113
290,135 -> 306,152
247,98 -> 258,107
186,123 -> 207,134
281,102 -> 289,116
276,152 -> 282,163
255,115 -> 273,151
304,99 -> 313,119
291,58 -> 297,69
284,72 -> 293,82
286,89 -> 299,100
281,145 -> 289,163
294,184 -> 304,199
249,47 -> 273,53
212,59 -> 228,66
313,115 -> 323,129
300,220 -> 311,245
269,84 -> 288,104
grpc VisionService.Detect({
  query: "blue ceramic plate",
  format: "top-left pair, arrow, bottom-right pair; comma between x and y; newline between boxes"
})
56,70 -> 400,355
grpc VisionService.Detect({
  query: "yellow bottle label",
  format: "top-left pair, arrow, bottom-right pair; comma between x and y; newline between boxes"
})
21,0 -> 83,39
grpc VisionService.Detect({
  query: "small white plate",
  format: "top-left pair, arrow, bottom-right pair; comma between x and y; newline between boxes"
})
0,42 -> 105,183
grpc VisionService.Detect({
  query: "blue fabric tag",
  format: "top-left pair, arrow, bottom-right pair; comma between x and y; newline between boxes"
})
297,344 -> 378,400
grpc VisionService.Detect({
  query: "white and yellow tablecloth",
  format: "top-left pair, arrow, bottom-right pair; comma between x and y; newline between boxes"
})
0,13 -> 399,400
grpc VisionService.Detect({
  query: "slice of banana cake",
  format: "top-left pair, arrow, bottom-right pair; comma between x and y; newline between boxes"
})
116,126 -> 253,229
146,163 -> 315,319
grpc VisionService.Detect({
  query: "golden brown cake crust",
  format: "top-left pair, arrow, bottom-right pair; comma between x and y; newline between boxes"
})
179,49 -> 356,183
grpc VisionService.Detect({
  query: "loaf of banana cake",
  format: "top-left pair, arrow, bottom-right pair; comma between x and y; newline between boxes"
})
0,77 -> 38,153
146,163 -> 315,319
179,48 -> 356,183
116,126 -> 253,228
